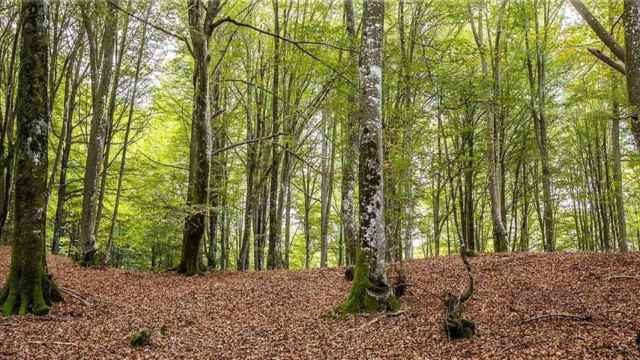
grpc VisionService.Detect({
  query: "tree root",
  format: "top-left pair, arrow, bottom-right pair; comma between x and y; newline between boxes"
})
1,274 -> 63,316
444,244 -> 476,340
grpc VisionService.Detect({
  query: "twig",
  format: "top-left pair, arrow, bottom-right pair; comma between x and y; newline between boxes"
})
342,316 -> 383,335
60,287 -> 94,307
385,310 -> 408,317
605,275 -> 640,281
27,341 -> 77,346
521,313 -> 592,324
502,339 -> 545,353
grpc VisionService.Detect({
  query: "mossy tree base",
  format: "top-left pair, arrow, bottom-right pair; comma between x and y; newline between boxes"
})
176,260 -> 205,276
1,274 -> 63,316
445,292 -> 476,339
341,255 -> 400,314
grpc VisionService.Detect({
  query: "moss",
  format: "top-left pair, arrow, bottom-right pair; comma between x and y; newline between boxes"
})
2,290 -> 16,316
129,328 -> 151,347
387,295 -> 401,312
341,252 -> 399,314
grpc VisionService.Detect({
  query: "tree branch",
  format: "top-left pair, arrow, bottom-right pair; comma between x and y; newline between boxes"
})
569,0 -> 626,63
588,48 -> 626,75
211,17 -> 355,85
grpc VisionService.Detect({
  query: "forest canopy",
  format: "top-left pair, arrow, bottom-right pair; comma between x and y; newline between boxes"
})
0,0 -> 637,273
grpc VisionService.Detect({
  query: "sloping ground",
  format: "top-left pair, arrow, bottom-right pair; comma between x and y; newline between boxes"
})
1,247 -> 640,359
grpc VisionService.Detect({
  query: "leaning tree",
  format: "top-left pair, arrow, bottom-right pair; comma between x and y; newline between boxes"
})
342,0 -> 399,313
0,0 -> 63,316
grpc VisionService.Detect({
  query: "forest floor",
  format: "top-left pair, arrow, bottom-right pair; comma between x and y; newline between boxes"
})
1,247 -> 640,359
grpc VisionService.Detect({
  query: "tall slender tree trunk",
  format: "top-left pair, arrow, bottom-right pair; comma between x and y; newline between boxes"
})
267,0 -> 282,270
106,2 -> 151,263
95,3 -> 131,242
0,20 -> 20,244
52,41 -> 83,255
320,109 -> 334,267
470,0 -> 508,252
341,0 -> 359,266
79,0 -> 118,265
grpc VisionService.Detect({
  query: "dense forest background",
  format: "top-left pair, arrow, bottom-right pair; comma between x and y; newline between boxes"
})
0,0 -> 637,271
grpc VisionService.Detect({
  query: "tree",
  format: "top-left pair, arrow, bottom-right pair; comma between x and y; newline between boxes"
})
178,0 -> 220,275
341,0 -> 359,267
78,0 -> 118,265
569,0 -> 640,150
0,0 -> 63,315
342,0 -> 398,314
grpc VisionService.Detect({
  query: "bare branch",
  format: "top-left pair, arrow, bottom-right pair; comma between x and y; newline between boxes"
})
588,48 -> 626,75
568,0 -> 626,63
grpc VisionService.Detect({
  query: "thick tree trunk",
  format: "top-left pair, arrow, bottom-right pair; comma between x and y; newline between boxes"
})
79,0 -> 118,265
624,0 -> 640,149
1,0 -> 62,315
179,0 -> 219,276
343,0 -> 398,314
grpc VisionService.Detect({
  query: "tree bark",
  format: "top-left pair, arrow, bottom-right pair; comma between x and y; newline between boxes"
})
624,0 -> 640,149
79,0 -> 118,265
1,0 -> 62,315
106,2 -> 151,263
51,39 -> 83,255
341,0 -> 359,266
267,0 -> 282,270
178,0 -> 220,276
343,0 -> 397,314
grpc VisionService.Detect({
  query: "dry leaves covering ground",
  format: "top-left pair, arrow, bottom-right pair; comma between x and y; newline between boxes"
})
1,247 -> 640,359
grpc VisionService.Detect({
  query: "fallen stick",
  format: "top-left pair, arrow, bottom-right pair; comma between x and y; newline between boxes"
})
60,287 -> 94,306
27,341 -> 77,346
605,275 -> 640,281
521,313 -> 592,324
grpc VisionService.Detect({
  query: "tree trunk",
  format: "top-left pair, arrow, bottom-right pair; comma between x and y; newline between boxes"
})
341,0 -> 358,266
1,0 -> 62,315
320,109 -> 332,267
52,40 -> 83,255
343,0 -> 398,314
95,3 -> 131,243
178,0 -> 219,275
267,0 -> 282,270
0,18 -> 20,244
106,2 -> 151,263
79,0 -> 118,265
623,0 -> 640,149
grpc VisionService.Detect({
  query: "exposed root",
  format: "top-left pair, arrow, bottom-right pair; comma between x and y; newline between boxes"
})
2,274 -> 63,316
444,243 -> 476,339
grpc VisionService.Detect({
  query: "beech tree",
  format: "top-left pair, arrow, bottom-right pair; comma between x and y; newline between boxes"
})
0,0 -> 62,315
178,0 -> 220,275
343,0 -> 398,313
78,0 -> 118,265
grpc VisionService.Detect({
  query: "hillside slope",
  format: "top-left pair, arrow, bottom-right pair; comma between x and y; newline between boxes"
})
1,247 -> 639,359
